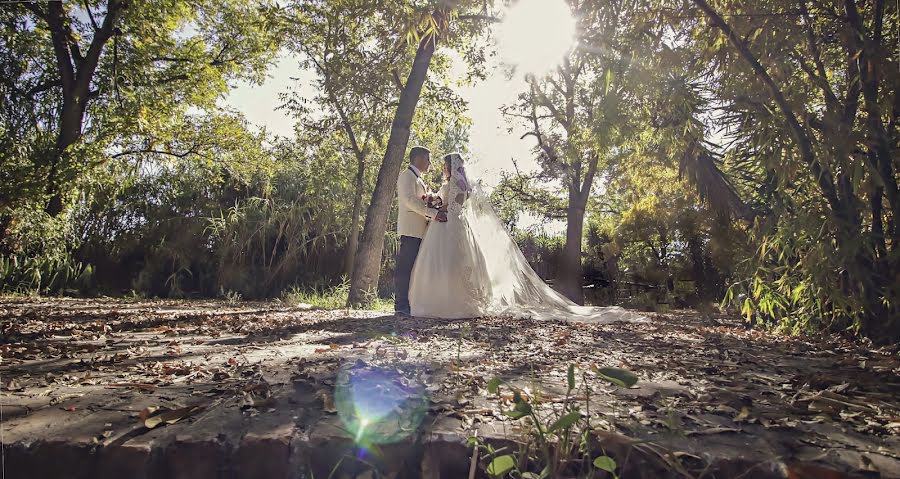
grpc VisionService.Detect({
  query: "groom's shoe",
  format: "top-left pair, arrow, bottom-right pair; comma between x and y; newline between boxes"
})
395,311 -> 412,319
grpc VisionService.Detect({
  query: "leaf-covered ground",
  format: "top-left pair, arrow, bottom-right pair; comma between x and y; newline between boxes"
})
1,297 -> 898,478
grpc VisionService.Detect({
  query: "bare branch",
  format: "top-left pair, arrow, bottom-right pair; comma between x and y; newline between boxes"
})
110,147 -> 198,159
82,0 -> 99,31
457,14 -> 501,23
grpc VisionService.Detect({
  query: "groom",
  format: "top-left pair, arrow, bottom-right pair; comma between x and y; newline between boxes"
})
395,146 -> 447,318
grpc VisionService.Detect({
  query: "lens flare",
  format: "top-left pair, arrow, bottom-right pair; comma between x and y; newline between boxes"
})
334,362 -> 428,445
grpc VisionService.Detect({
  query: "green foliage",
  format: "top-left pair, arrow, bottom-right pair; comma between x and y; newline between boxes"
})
672,0 -> 899,340
281,281 -> 350,310
593,456 -> 617,475
510,230 -> 565,282
0,206 -> 93,294
478,365 -> 638,477
590,165 -> 743,309
2,0 -> 895,343
0,255 -> 94,295
593,367 -> 638,388
486,455 -> 517,477
1,0 -> 282,216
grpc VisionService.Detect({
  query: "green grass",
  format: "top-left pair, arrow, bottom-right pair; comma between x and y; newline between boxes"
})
280,280 -> 394,312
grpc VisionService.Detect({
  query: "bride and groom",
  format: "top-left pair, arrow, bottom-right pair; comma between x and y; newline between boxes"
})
394,146 -> 644,324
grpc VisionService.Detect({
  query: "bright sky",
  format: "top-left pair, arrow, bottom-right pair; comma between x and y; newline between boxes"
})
224,0 -> 576,232
224,50 -> 537,183
223,51 -> 564,230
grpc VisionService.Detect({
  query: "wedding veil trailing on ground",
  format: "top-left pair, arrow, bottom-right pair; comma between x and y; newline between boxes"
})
461,179 -> 646,324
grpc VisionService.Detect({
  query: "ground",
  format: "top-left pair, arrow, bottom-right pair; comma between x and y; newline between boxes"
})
0,297 -> 898,478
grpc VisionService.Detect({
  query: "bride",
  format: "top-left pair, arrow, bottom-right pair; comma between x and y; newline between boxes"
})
408,153 -> 645,323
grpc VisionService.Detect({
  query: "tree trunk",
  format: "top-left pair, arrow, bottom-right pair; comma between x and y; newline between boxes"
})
347,37 -> 435,306
688,235 -> 706,300
558,180 -> 587,304
46,97 -> 86,216
38,0 -> 125,216
557,153 -> 600,304
845,0 -> 899,246
344,154 -> 366,276
326,74 -> 368,279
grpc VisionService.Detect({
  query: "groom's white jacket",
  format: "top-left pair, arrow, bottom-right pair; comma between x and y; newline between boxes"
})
397,166 -> 438,239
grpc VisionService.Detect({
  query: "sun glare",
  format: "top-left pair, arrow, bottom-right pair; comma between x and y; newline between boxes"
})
499,0 -> 576,76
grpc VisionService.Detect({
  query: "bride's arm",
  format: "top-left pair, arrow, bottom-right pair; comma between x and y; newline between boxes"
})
438,182 -> 450,206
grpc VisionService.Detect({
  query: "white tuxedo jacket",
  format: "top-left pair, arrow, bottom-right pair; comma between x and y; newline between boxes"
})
397,166 -> 438,239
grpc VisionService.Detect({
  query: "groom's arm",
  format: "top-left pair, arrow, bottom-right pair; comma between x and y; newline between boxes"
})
398,172 -> 438,220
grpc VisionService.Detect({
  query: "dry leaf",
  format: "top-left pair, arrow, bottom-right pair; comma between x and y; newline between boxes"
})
144,405 -> 202,429
734,406 -> 750,423
138,406 -> 159,423
685,427 -> 741,436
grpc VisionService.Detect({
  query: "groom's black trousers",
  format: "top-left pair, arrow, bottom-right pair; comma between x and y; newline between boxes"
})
394,235 -> 422,314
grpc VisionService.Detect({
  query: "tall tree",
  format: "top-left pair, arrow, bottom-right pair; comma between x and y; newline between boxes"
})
500,0 -> 639,304
348,26 -> 438,305
21,0 -> 127,216
284,1 -> 398,277
681,0 -> 898,340
3,0 -> 280,218
347,3 -> 493,305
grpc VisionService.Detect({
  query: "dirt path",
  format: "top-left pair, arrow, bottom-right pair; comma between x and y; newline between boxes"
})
1,297 -> 898,478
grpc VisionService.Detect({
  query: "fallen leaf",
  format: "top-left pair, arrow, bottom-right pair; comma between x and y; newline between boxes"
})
685,427 -> 741,436
139,406 -> 159,423
6,380 -> 25,392
144,405 -> 202,429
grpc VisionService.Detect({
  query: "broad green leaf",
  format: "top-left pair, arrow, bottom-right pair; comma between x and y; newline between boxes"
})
486,454 -> 516,476
548,412 -> 581,432
504,410 -> 528,419
594,367 -> 638,388
487,377 -> 502,394
514,397 -> 532,415
593,455 -> 617,472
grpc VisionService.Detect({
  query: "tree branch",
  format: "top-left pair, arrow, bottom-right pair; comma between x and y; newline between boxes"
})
82,0 -> 100,31
692,0 -> 844,220
44,1 -> 76,92
457,14 -> 501,23
799,1 -> 840,109
74,0 -> 126,97
26,79 -> 62,97
529,78 -> 569,129
110,147 -> 198,159
579,152 -> 599,198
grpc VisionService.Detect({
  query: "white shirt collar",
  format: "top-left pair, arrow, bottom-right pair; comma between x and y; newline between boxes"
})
409,164 -> 422,177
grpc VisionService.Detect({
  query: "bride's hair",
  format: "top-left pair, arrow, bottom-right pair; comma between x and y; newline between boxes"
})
442,153 -> 462,181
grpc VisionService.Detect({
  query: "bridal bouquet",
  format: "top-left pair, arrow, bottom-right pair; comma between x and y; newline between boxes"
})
422,194 -> 442,209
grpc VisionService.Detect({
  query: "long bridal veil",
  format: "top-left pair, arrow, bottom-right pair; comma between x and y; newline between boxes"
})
463,183 -> 646,324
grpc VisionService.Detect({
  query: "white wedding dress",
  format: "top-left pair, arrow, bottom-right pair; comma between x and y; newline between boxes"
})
409,155 -> 646,324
